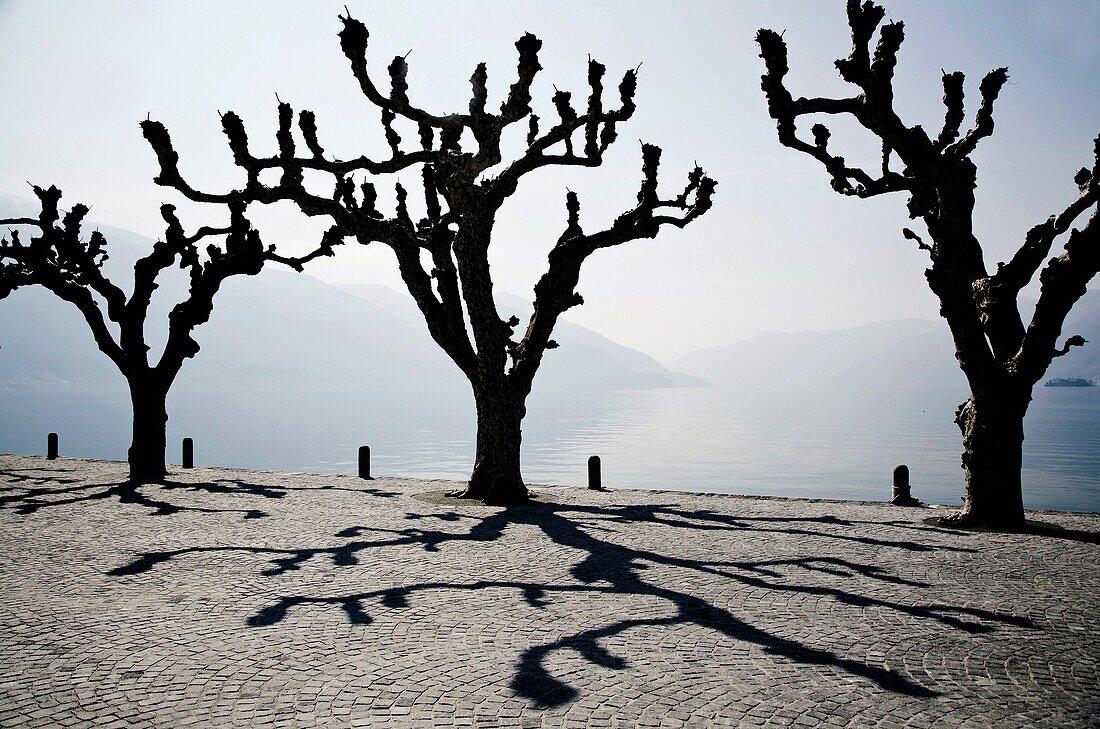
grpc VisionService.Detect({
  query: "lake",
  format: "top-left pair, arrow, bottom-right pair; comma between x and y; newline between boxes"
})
2,384 -> 1098,512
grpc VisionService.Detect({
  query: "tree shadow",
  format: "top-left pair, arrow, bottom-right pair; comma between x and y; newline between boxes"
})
0,460 -> 399,519
0,467 -> 84,487
923,516 -> 1100,544
1,478 -> 272,518
160,478 -> 401,500
160,478 -> 289,501
108,498 -> 1037,706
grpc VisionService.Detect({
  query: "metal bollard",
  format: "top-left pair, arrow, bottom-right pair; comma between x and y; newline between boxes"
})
182,438 -> 194,469
359,445 -> 373,480
47,432 -> 58,460
890,464 -> 919,506
588,455 -> 602,490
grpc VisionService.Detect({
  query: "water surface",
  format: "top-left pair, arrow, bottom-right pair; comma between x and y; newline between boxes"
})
2,384 -> 1097,511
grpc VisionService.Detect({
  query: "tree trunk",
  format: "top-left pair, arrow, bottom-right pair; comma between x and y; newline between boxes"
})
458,385 -> 528,504
127,377 -> 169,483
950,390 -> 1029,529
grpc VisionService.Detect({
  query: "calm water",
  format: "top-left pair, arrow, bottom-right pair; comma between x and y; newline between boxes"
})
2,384 -> 1098,512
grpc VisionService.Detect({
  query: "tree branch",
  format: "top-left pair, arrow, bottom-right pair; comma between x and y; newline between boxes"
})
157,200 -> 268,377
263,224 -> 345,273
1052,335 -> 1087,359
945,68 -> 1010,160
509,147 -> 715,390
934,71 -> 966,151
337,12 -> 469,131
1012,207 -> 1099,383
489,66 -> 639,203
0,186 -> 127,367
756,28 -> 913,198
994,135 -> 1100,295
388,227 -> 477,375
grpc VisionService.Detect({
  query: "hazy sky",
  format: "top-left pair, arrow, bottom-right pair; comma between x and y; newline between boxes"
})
1,1 -> 1097,361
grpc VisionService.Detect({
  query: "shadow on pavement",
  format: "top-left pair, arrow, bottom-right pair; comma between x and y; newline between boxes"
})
107,497 -> 1044,706
924,515 -> 1100,544
0,467 -> 397,520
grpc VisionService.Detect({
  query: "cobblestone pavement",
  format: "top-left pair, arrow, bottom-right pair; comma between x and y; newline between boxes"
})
0,454 -> 1098,728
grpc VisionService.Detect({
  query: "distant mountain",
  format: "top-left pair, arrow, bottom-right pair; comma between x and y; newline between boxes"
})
834,295 -> 1100,388
0,193 -> 38,219
671,295 -> 1100,391
670,319 -> 942,388
0,198 -> 703,393
337,285 -> 708,390
831,326 -> 964,389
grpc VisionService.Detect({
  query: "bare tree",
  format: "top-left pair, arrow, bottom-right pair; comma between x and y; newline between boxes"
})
142,13 -> 716,503
756,0 -> 1099,528
0,185 -> 331,481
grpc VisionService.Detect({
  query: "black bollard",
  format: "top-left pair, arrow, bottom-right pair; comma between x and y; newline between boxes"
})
47,432 -> 58,460
182,438 -> 194,469
588,455 -> 602,490
890,464 -> 919,506
359,445 -> 373,480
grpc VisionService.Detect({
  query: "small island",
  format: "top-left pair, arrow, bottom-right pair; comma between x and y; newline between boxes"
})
1044,377 -> 1096,387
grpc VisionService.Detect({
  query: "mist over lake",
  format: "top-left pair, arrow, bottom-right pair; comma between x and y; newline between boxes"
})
3,383 -> 1097,512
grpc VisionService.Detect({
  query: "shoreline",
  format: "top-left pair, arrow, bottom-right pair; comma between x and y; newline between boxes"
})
4,452 -> 1097,518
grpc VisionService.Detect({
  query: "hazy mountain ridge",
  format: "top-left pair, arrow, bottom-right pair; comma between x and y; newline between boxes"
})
672,297 -> 1100,389
831,297 -> 1100,388
670,319 -> 943,388
5,197 -> 1098,395
0,199 -> 703,393
336,285 -> 708,390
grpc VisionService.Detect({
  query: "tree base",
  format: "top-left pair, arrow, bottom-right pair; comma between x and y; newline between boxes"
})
126,465 -> 168,485
449,484 -> 531,505
457,447 -> 530,504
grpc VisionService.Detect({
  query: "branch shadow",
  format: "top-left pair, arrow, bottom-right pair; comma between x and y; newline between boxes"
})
2,478 -> 272,518
924,516 -> 1100,544
0,466 -> 84,488
1,470 -> 397,520
108,498 -> 1036,707
160,478 -> 401,500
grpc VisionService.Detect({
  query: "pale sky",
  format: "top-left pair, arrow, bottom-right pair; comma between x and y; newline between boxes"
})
1,1 -> 1097,361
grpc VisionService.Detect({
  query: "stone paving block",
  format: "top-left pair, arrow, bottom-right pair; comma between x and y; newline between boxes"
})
0,454 -> 1097,727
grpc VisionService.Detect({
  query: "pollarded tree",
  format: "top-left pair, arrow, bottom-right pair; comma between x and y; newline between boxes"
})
0,185 -> 333,481
142,13 -> 716,503
756,0 -> 1098,528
